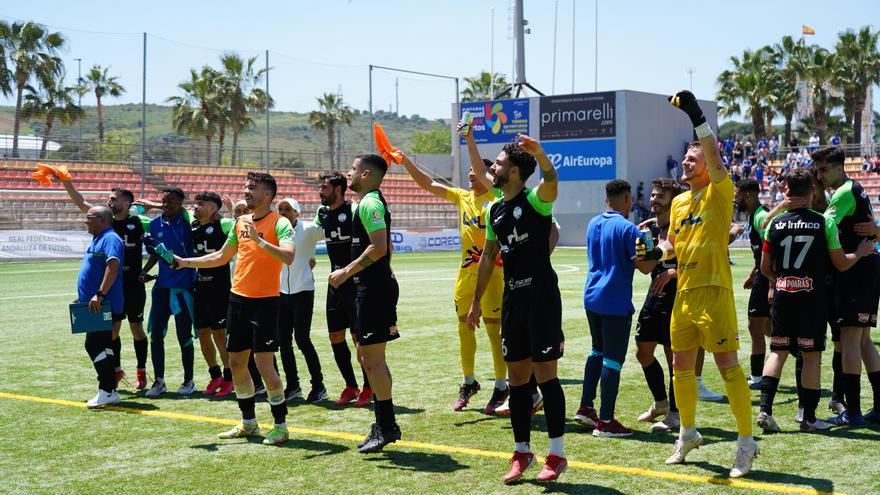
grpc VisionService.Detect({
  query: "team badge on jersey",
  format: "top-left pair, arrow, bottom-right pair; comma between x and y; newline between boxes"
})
338,212 -> 347,222
513,206 -> 522,219
127,223 -> 135,230
206,226 -> 214,234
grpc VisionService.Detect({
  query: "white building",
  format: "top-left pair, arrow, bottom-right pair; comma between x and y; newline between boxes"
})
0,134 -> 61,159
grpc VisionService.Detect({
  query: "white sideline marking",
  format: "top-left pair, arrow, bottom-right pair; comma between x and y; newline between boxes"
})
0,293 -> 73,301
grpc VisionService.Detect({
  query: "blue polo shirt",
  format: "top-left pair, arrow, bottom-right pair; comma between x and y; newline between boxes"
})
583,211 -> 640,316
77,227 -> 124,314
149,209 -> 195,289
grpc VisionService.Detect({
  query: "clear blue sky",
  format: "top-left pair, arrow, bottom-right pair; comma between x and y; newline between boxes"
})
1,0 -> 878,120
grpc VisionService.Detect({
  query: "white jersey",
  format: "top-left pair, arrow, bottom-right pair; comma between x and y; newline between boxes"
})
280,220 -> 324,294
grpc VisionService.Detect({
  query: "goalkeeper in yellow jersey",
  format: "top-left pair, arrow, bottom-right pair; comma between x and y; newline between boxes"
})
638,90 -> 758,478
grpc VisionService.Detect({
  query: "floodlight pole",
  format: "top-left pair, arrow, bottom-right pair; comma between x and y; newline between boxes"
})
369,64 -> 373,153
265,49 -> 270,173
75,58 -> 82,161
141,32 -> 147,197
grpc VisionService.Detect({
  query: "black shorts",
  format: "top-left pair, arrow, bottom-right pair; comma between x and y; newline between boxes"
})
112,312 -> 127,322
635,306 -> 671,347
771,297 -> 826,352
226,294 -> 280,353
827,278 -> 841,342
354,278 -> 400,346
835,258 -> 879,328
122,277 -> 146,323
326,282 -> 356,332
748,274 -> 770,318
501,288 -> 564,362
194,285 -> 230,330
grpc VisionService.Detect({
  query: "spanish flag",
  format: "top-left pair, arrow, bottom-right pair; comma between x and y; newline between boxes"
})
802,25 -> 815,35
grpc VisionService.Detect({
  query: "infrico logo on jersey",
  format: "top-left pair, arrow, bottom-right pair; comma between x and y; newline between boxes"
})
673,212 -> 703,235
462,211 -> 485,229
776,276 -> 814,292
328,227 -> 350,241
541,139 -> 616,181
506,227 -> 529,246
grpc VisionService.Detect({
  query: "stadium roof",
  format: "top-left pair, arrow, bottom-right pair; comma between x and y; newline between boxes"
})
0,134 -> 61,152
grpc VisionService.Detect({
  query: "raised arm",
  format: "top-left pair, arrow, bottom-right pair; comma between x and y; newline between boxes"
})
669,90 -> 725,183
461,123 -> 494,191
62,180 -> 93,214
517,134 -> 557,203
399,152 -> 451,200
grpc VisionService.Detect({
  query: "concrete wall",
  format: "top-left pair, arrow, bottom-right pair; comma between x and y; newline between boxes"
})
411,153 -> 454,180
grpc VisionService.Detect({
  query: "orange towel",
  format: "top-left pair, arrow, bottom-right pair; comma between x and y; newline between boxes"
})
374,124 -> 403,165
31,170 -> 53,186
37,163 -> 72,181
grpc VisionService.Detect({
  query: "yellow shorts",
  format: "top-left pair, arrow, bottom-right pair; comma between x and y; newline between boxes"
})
454,270 -> 503,320
670,286 -> 739,353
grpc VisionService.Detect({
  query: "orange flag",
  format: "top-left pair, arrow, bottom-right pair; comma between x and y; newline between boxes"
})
31,170 -> 53,186
37,163 -> 72,181
802,25 -> 815,35
373,123 -> 403,165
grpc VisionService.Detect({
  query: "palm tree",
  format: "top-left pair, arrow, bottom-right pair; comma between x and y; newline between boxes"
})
218,53 -> 271,166
767,36 -> 806,145
0,20 -> 65,157
716,49 -> 776,139
833,27 -> 880,145
461,72 -> 509,102
799,46 -> 841,140
21,76 -> 84,158
167,67 -> 222,165
83,65 -> 125,143
308,93 -> 354,169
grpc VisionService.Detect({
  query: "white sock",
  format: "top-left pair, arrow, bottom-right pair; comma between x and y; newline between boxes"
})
275,422 -> 287,429
515,441 -> 530,453
532,392 -> 542,403
243,418 -> 257,426
548,436 -> 564,457
679,426 -> 698,442
495,378 -> 508,390
155,378 -> 165,385
737,435 -> 755,448
696,376 -> 703,385
464,375 -> 475,385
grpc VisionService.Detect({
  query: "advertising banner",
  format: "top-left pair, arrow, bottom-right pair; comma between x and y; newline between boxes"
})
315,228 -> 461,255
542,139 -> 616,181
0,230 -> 92,259
539,92 -> 616,140
459,98 -> 530,144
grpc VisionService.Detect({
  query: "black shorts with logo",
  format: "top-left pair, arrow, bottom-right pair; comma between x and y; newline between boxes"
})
835,259 -> 880,328
635,307 -> 672,347
748,274 -> 771,318
194,285 -> 230,330
326,281 -> 357,332
770,296 -> 826,352
226,294 -> 280,353
501,287 -> 564,363
826,275 -> 841,342
354,277 -> 400,346
122,276 -> 147,323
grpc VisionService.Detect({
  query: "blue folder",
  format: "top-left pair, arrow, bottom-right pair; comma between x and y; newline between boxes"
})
69,302 -> 114,334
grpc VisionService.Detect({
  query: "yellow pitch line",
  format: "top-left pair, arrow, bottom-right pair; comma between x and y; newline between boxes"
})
0,391 -> 849,495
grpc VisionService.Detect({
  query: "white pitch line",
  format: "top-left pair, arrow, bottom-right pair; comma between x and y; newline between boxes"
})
0,269 -> 80,275
0,293 -> 73,301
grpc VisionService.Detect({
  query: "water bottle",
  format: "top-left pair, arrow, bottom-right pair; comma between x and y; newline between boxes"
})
458,112 -> 474,137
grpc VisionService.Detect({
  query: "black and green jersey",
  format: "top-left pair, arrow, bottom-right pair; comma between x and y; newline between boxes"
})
315,201 -> 356,272
113,214 -> 151,278
749,205 -> 770,268
485,187 -> 556,294
825,179 -> 876,253
352,190 -> 393,286
191,217 -> 235,288
764,208 -> 839,302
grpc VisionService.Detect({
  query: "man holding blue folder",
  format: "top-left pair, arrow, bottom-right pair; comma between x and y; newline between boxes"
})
76,206 -> 125,408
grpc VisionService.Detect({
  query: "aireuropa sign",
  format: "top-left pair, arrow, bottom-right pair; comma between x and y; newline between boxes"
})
539,92 -> 616,140
542,139 -> 616,181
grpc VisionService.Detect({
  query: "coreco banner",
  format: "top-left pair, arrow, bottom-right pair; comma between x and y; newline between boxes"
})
459,98 -> 530,144
317,228 -> 460,255
542,139 -> 616,181
539,92 -> 616,140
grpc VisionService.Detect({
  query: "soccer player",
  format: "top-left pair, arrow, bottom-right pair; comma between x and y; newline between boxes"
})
176,171 -> 295,445
398,140 -> 507,413
277,197 -> 327,403
139,188 -> 197,398
190,192 -> 236,397
579,179 -> 656,437
814,146 -> 880,426
734,178 -> 772,388
329,154 -> 401,453
757,168 -> 874,432
313,172 -> 372,407
466,134 -> 567,484
632,178 -> 683,433
639,91 -> 757,478
78,206 -> 125,408
62,179 -> 151,390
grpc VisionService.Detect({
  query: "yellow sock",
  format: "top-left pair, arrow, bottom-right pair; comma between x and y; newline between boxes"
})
720,365 -> 753,437
484,322 -> 507,380
458,319 -> 476,378
673,368 -> 697,428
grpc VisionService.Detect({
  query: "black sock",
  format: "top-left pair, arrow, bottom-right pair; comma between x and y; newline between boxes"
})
133,337 -> 148,370
111,338 -> 122,370
181,344 -> 194,382
538,378 -> 566,439
642,359 -> 668,403
760,376 -> 780,416
208,365 -> 222,380
222,367 -> 232,381
844,373 -> 862,417
832,351 -> 845,403
528,373 -> 538,395
270,402 -> 288,424
668,369 -> 678,412
750,353 -> 765,378
332,342 -> 358,388
801,388 -> 820,423
794,351 -> 804,408
361,368 -> 370,389
376,399 -> 396,431
509,384 -> 531,444
237,397 -> 256,421
868,371 -> 880,412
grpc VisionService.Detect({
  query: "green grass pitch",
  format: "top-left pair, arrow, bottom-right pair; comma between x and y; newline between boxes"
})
0,249 -> 877,494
